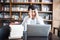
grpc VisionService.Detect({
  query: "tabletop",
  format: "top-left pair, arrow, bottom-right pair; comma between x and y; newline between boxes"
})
27,33 -> 60,40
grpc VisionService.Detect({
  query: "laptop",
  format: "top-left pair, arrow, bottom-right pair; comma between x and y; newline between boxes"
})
27,24 -> 51,36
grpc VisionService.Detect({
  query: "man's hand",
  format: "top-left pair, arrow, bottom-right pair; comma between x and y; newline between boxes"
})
29,9 -> 32,18
35,9 -> 39,18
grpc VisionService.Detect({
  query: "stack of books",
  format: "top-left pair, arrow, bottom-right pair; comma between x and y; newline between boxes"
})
1,0 -> 10,3
28,0 -> 40,2
12,5 -> 20,11
5,0 -> 10,3
20,0 -> 28,2
12,0 -> 28,3
12,0 -> 17,3
42,5 -> 50,11
34,5 -> 41,11
39,13 -> 52,20
4,5 -> 10,11
49,14 -> 52,20
4,13 -> 10,18
12,5 -> 28,11
12,13 -> 19,20
12,0 -> 40,3
20,5 -> 28,11
42,0 -> 51,3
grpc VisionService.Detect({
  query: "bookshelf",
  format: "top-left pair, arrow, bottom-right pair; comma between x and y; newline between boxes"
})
0,0 -> 53,25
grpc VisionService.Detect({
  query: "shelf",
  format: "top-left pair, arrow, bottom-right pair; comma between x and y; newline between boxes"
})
0,2 -> 10,4
4,11 -> 10,12
31,2 -> 53,4
0,10 -> 52,13
12,2 -> 31,5
12,11 -> 28,13
11,11 -> 52,13
11,2 -> 53,5
31,2 -> 41,4
44,19 -> 52,22
39,11 -> 52,13
11,11 -> 20,13
20,11 -> 29,12
20,11 -> 52,13
41,2 -> 53,4
0,11 -> 9,12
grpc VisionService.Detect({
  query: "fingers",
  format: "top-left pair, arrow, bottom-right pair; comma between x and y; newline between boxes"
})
35,9 -> 38,13
35,9 -> 39,16
29,9 -> 32,18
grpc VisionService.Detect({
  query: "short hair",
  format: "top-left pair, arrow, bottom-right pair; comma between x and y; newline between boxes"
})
28,5 -> 36,11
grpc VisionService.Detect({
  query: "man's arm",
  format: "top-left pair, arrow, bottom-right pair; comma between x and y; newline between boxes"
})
37,16 -> 45,25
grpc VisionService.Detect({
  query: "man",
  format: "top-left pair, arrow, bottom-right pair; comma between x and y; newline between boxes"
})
22,5 -> 45,40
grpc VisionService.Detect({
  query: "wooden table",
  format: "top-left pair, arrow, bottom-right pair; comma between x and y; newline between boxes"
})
27,33 -> 60,40
9,33 -> 60,40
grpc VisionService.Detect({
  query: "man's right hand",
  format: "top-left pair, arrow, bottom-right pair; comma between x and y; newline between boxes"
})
29,9 -> 32,18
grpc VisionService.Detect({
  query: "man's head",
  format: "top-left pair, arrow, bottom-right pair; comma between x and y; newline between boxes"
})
28,5 -> 37,19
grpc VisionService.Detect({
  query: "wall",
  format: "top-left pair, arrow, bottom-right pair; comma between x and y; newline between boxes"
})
53,0 -> 60,27
53,0 -> 60,35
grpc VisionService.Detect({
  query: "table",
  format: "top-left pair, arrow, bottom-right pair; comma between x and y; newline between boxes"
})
27,33 -> 60,40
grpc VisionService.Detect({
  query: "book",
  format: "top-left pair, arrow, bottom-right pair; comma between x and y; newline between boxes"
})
17,0 -> 20,2
39,13 -> 50,20
20,5 -> 28,11
4,13 -> 10,18
12,5 -> 20,11
28,0 -> 40,2
20,0 -> 23,2
0,13 -> 3,18
42,5 -> 50,11
1,0 -> 3,2
35,0 -> 40,2
42,0 -> 51,3
38,13 -> 45,19
6,0 -> 10,3
34,5 -> 41,11
45,14 -> 49,20
49,14 -> 52,20
4,5 -> 10,11
12,0 -> 17,3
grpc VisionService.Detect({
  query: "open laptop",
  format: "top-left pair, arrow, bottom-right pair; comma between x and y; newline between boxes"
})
27,24 -> 51,36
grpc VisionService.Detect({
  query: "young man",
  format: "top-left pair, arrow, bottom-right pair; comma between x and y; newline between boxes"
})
22,5 -> 45,40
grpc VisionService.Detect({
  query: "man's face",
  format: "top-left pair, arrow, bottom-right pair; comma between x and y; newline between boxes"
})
31,10 -> 36,16
29,9 -> 36,19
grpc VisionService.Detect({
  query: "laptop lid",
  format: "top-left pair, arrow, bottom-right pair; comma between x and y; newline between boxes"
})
27,24 -> 51,36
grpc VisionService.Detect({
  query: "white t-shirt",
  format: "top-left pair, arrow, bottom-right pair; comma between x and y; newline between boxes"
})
22,16 -> 45,31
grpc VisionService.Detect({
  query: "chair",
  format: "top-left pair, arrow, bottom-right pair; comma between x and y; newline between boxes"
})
0,25 -> 11,40
0,20 -> 11,40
